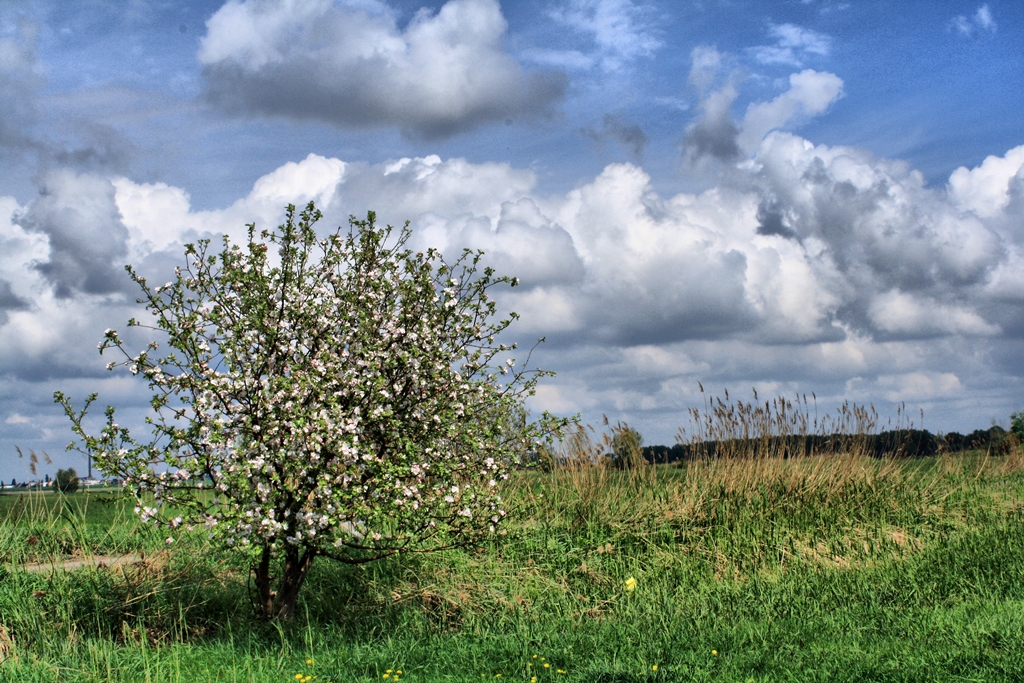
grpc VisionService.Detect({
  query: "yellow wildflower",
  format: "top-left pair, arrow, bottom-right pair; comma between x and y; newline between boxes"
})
624,577 -> 637,592
711,650 -> 718,655
652,665 -> 658,671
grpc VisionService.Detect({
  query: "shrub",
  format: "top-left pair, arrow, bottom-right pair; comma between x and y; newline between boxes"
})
608,425 -> 645,469
52,468 -> 79,494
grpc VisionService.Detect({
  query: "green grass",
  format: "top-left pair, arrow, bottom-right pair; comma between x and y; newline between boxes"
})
2,451 -> 1023,682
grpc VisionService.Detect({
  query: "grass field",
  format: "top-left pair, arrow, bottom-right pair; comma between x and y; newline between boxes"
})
1,447 -> 1023,682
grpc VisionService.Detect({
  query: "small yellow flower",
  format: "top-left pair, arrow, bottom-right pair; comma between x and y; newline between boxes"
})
624,576 -> 637,592
396,672 -> 402,675
544,663 -> 550,669
652,665 -> 658,671
557,669 -> 566,674
533,655 -> 538,659
295,675 -> 303,681
531,678 -> 537,683
306,660 -> 313,665
711,650 -> 718,655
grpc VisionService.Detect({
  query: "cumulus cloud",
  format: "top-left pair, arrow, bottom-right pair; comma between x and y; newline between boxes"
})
737,70 -> 843,153
198,0 -> 566,138
867,291 -> 1000,337
681,43 -> 843,164
683,84 -> 741,163
750,23 -> 831,67
5,137 -> 1024,454
102,140 -> 1024,356
747,134 -> 1022,344
854,372 -> 964,403
14,170 -> 132,298
0,193 -> 129,384
947,145 -> 1024,220
683,60 -> 843,164
0,279 -> 29,326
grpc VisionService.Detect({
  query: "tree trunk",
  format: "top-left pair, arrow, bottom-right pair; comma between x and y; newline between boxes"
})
275,546 -> 316,620
254,545 -> 276,618
253,544 -> 317,620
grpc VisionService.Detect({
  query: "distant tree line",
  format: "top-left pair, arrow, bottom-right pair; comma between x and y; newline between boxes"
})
641,425 -> 1019,465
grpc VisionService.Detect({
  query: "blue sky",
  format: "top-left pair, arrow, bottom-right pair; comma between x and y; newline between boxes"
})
1,0 -> 1022,480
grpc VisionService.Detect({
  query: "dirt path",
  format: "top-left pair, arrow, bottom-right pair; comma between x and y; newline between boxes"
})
16,554 -> 158,574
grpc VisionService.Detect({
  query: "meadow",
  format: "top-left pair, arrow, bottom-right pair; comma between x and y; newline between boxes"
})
1,432 -> 1023,683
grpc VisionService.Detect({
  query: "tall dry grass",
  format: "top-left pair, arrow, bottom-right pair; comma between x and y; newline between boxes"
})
526,388 -> 1024,545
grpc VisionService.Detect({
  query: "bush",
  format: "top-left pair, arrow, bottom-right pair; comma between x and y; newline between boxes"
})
1012,412 -> 1024,440
608,425 -> 645,469
52,468 -> 79,494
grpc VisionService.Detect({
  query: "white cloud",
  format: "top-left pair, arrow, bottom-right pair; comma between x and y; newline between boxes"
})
751,23 -> 831,67
683,83 -> 741,163
738,69 -> 843,153
947,145 -> 1024,219
748,132 -> 1011,340
952,4 -> 998,36
5,134 -> 1024,452
517,47 -> 595,71
545,0 -> 661,72
527,384 -> 580,414
868,290 -> 1000,337
0,194 -> 139,382
106,138 -> 1020,358
683,52 -> 843,163
688,45 -> 724,93
872,372 -> 964,403
975,4 -> 997,31
198,0 -> 565,137
5,413 -> 30,425
14,170 -> 132,298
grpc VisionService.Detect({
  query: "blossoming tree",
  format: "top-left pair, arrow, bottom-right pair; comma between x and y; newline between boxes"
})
56,202 -> 561,619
